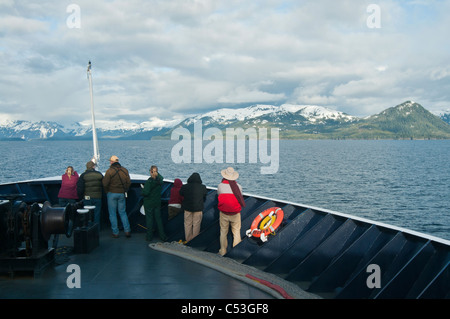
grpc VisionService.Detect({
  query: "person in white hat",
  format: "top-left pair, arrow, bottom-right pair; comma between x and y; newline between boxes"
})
217,167 -> 245,256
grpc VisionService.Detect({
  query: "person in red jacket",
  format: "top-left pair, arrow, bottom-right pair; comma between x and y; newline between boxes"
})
217,167 -> 245,256
58,166 -> 79,206
168,178 -> 184,220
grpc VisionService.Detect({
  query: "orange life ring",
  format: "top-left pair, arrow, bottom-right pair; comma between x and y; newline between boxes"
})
246,207 -> 284,242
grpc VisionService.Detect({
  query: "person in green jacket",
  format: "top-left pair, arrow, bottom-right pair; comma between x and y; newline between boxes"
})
142,165 -> 168,242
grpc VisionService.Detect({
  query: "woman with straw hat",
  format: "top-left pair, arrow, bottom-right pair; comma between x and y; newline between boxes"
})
217,167 -> 245,256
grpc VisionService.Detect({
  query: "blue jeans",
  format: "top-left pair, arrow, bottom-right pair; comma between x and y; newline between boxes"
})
107,192 -> 131,235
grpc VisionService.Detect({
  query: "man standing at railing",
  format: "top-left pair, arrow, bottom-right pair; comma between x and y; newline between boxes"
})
103,155 -> 131,238
77,160 -> 104,229
142,165 -> 168,242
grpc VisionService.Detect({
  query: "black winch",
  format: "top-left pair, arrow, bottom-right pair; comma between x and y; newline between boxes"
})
0,194 -> 97,278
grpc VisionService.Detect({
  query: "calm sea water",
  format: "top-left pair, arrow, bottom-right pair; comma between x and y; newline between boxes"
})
0,139 -> 449,241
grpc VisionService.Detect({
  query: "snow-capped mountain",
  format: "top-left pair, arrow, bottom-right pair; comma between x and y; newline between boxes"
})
183,104 -> 356,127
170,103 -> 360,139
0,120 -> 69,140
338,101 -> 450,139
0,118 -> 177,140
1,101 -> 449,140
439,111 -> 450,124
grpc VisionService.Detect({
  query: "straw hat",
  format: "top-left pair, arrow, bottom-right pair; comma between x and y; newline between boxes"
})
221,167 -> 239,181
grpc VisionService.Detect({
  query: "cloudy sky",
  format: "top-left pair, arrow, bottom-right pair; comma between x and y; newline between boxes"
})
1,0 -> 449,125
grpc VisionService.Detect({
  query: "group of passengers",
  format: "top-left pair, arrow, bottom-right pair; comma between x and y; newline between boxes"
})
57,156 -> 244,256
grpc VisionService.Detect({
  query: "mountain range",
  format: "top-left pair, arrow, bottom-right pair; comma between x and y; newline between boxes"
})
1,101 -> 449,140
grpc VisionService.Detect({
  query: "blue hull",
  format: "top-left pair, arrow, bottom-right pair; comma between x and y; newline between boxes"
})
1,175 -> 449,299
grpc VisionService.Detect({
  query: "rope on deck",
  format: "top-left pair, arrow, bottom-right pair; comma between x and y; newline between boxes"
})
148,241 -> 321,300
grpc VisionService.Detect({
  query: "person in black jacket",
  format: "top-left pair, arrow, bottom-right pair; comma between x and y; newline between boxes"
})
77,161 -> 104,228
179,173 -> 207,242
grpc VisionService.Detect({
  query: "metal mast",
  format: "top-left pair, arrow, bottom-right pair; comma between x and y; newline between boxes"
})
87,61 -> 100,167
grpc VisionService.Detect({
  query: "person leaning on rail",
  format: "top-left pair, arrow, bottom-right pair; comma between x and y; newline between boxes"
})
217,167 -> 245,256
77,160 -> 104,229
142,165 -> 168,242
179,172 -> 208,243
102,155 -> 132,238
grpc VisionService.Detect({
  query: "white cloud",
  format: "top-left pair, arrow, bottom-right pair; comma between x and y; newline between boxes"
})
0,15 -> 48,34
1,0 -> 450,124
217,85 -> 286,104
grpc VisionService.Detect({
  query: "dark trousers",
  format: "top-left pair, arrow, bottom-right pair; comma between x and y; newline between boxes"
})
145,205 -> 167,241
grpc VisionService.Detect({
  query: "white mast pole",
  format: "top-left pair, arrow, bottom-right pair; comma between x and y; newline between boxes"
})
87,61 -> 100,167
